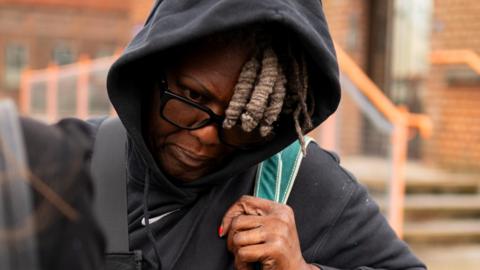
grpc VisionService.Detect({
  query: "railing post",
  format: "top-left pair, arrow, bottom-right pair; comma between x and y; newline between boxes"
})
19,68 -> 32,115
109,106 -> 117,116
77,55 -> 91,119
46,64 -> 59,123
114,48 -> 123,58
388,109 -> 409,238
319,113 -> 337,152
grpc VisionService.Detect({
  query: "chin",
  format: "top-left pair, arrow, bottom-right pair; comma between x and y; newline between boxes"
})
170,169 -> 210,182
157,155 -> 211,182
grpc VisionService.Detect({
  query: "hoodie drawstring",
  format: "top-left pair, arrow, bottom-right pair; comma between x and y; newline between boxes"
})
143,169 -> 163,270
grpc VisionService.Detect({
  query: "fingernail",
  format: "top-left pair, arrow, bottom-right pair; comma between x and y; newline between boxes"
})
218,225 -> 224,237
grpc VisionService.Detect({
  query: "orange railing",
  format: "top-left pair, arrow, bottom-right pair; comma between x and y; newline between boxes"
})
19,52 -> 120,121
325,44 -> 432,238
431,49 -> 480,75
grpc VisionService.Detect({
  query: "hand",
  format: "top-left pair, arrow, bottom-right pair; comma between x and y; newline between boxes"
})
220,195 -> 318,270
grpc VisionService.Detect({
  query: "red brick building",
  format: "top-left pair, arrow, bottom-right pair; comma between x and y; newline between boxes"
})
424,0 -> 480,171
0,0 -> 132,100
4,0 -> 479,171
322,0 -> 393,157
322,0 -> 480,171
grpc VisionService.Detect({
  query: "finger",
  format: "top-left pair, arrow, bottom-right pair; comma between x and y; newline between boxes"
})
232,226 -> 266,248
220,203 -> 248,237
235,243 -> 268,265
221,196 -> 275,236
236,195 -> 276,213
234,244 -> 267,270
231,214 -> 264,232
227,216 -> 265,252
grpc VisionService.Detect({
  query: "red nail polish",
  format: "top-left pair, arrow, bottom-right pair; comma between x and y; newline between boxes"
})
218,225 -> 224,237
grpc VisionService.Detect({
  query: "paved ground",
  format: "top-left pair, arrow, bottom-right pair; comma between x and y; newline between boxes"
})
341,156 -> 480,270
410,244 -> 480,270
341,156 -> 480,191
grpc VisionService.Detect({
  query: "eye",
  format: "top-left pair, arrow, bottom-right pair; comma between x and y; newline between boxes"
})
183,88 -> 204,103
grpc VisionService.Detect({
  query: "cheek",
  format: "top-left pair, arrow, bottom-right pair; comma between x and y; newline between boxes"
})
147,115 -> 176,147
146,90 -> 177,144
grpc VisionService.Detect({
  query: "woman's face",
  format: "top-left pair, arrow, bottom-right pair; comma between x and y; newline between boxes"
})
145,42 -> 252,182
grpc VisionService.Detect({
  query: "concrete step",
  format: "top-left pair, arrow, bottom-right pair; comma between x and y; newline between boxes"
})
341,156 -> 480,193
374,194 -> 480,218
404,194 -> 480,211
340,157 -> 480,245
410,244 -> 480,270
404,219 -> 480,243
363,177 -> 479,194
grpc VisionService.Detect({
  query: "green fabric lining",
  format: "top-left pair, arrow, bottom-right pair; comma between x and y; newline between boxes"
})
254,137 -> 313,204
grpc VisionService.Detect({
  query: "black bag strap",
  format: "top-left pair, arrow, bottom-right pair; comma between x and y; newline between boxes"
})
91,117 -> 129,253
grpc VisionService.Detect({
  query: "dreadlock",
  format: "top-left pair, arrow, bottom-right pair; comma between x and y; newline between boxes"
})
222,33 -> 313,154
223,55 -> 260,129
241,47 -> 279,132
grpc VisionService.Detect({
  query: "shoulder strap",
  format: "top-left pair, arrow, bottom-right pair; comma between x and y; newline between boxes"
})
0,100 -> 39,270
254,137 -> 314,204
90,117 -> 129,253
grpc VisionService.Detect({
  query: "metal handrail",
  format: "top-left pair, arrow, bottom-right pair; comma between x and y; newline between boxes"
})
336,44 -> 433,138
334,44 -> 433,238
431,49 -> 480,75
19,53 -> 119,121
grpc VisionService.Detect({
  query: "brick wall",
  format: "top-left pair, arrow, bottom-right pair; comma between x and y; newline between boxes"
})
0,0 -> 129,12
424,65 -> 480,171
323,0 -> 370,67
321,0 -> 371,156
423,0 -> 480,171
431,0 -> 480,53
131,0 -> 155,26
322,0 -> 480,170
0,4 -> 131,97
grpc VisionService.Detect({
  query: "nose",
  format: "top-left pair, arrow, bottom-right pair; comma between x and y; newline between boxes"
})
189,123 -> 221,145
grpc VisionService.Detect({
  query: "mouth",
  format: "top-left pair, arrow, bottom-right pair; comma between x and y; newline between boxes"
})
166,144 -> 214,169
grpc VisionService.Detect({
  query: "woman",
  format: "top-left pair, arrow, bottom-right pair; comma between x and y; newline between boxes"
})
100,0 -> 426,269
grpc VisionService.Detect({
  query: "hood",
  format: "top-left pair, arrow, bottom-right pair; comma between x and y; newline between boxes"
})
106,0 -> 340,190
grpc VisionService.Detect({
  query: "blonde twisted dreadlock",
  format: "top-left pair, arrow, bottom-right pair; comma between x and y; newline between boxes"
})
223,55 -> 261,129
222,36 -> 313,154
241,47 -> 279,132
260,65 -> 287,137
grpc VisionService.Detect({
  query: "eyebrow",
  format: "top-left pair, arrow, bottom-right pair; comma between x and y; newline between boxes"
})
179,74 -> 212,97
178,74 -> 228,107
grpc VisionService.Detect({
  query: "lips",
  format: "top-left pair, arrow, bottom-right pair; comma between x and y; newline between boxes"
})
167,144 -> 214,169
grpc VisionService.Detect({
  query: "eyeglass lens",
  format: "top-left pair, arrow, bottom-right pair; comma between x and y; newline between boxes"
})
162,98 -> 211,129
162,97 -> 274,147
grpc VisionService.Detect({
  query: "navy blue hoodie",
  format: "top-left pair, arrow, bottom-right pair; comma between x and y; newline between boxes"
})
105,0 -> 426,269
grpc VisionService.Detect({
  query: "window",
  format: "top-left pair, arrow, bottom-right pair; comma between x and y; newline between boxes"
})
4,43 -> 28,90
95,48 -> 114,58
52,43 -> 75,65
392,0 -> 433,78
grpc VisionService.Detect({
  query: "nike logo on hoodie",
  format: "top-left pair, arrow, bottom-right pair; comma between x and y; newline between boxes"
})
141,209 -> 180,226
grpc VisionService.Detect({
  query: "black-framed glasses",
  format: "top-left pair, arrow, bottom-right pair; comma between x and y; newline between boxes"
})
158,78 -> 275,149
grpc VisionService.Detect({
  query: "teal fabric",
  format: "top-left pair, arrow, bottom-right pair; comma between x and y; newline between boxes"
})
254,154 -> 281,202
254,137 -> 313,203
